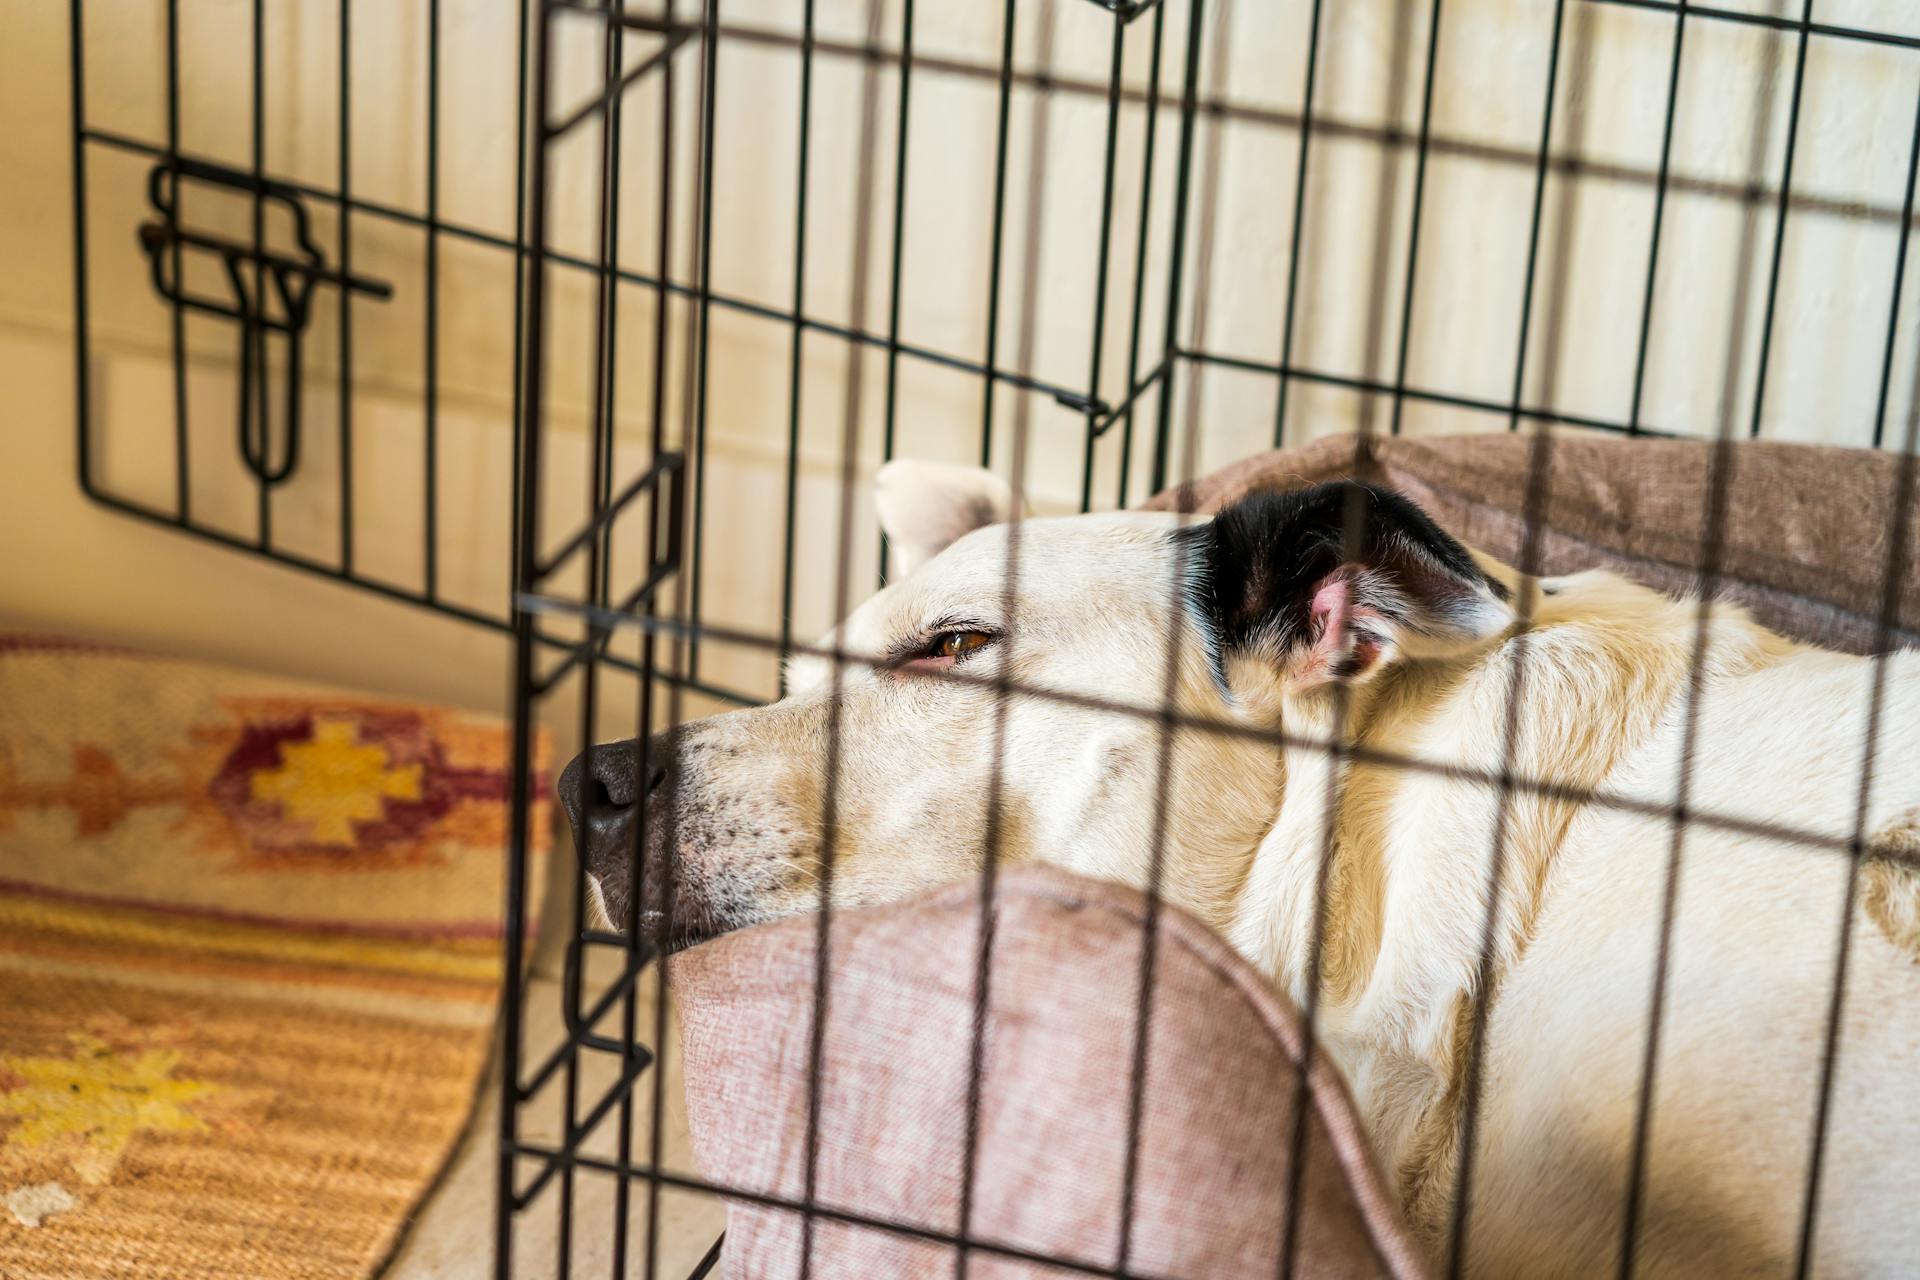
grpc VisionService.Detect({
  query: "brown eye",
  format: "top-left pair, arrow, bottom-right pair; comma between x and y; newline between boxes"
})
933,630 -> 993,660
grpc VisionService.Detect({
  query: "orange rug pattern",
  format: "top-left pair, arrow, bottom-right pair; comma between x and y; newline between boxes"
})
0,636 -> 547,1278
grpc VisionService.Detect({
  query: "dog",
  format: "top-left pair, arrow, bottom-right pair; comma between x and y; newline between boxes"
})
557,459 -> 1920,1277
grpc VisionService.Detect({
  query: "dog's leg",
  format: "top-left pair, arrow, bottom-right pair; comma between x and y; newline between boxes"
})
1863,808 -> 1920,961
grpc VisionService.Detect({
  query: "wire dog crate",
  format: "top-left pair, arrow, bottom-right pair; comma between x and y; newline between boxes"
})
69,0 -> 1920,1276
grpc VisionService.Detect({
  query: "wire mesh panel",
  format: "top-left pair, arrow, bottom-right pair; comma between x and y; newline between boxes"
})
502,2 -> 1208,1273
501,2 -> 1920,1277
68,1 -> 1920,1278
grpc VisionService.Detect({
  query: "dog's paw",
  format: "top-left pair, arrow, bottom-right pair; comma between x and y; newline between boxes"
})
1863,808 -> 1920,962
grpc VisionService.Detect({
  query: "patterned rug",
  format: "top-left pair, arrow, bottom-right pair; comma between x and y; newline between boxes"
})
0,636 -> 547,1278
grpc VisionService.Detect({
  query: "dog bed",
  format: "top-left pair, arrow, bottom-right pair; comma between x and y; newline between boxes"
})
675,865 -> 1425,1279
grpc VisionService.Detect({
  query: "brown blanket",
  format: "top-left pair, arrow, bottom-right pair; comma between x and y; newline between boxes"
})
1144,433 -> 1919,655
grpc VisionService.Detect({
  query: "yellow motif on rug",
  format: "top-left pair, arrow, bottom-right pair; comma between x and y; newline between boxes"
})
0,1033 -> 221,1186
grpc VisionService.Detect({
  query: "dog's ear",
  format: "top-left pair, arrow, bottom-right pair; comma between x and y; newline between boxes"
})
875,460 -> 1014,578
1180,482 -> 1513,690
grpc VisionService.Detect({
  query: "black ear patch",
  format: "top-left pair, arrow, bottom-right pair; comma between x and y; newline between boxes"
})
1174,482 -> 1510,683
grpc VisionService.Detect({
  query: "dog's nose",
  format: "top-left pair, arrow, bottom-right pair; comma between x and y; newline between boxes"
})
556,738 -> 670,862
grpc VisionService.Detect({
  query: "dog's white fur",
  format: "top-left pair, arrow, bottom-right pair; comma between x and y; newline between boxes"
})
625,461 -> 1920,1276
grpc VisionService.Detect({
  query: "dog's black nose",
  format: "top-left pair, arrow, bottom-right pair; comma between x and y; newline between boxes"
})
556,733 -> 725,949
556,738 -> 669,863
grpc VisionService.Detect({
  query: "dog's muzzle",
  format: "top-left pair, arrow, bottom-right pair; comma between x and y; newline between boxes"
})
556,735 -> 719,951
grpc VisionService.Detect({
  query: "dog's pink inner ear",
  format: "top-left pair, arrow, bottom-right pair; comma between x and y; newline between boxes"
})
1310,575 -> 1352,641
1297,570 -> 1388,686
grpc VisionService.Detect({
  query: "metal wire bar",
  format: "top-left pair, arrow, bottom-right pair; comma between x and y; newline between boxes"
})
517,945 -> 655,1101
80,126 -> 1100,418
250,0 -> 270,546
82,81 -> 1920,287
1006,0 -> 1067,495
548,25 -> 699,140
1270,0 -> 1324,449
101,88 -> 1912,487
89,30 -> 1920,256
1114,1 -> 1166,507
1187,348 -> 1678,438
797,0 -> 889,1269
425,0 -> 441,602
958,8 -> 1040,1271
685,0 -> 723,680
775,0 -> 816,699
512,1047 -> 661,1212
589,4 -> 633,1272
638,2 -> 682,1272
81,479 -> 712,712
976,0 -> 1020,471
1276,479 -> 1373,1280
1442,426 -> 1557,1280
73,4 -> 1920,1277
69,6 -> 90,495
1452,19 -> 1713,1271
1626,2 -> 1688,435
1617,12 -> 1789,1270
538,454 -> 685,580
1145,0 -> 1200,503
1386,0 -> 1446,438
1580,0 -> 1920,50
1747,1 -> 1816,439
549,0 -> 685,33
549,968 -> 669,1068
1079,11 -> 1126,513
1119,2 -> 1204,1268
1505,0 -> 1569,436
1442,18 -> 1642,1267
506,1142 -> 1180,1280
1344,1 -> 1534,1264
532,563 -> 689,696
1091,354 -> 1172,440
1169,0 -> 1231,494
1531,2 -> 1598,427
1084,0 -> 1165,21
1284,5 -> 1438,1253
1792,77 -> 1920,1279
874,0 -> 916,586
166,0 -> 188,523
557,1 -> 626,1260
685,1234 -> 725,1280
338,0 -> 354,572
1356,1 -> 1419,441
140,218 -> 388,302
509,0 -> 533,604
525,598 -> 1920,912
495,0 -> 557,1268
708,16 -> 1920,204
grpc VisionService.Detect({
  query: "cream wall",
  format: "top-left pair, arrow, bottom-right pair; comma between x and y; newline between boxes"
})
6,0 -> 1920,758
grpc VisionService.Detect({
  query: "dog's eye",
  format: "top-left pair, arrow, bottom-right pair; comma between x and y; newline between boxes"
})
931,630 -> 993,661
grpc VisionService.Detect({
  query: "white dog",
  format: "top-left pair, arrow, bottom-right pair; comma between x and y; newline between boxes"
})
558,460 -> 1920,1277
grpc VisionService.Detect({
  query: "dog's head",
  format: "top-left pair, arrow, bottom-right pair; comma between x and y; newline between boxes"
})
557,464 -> 1513,948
